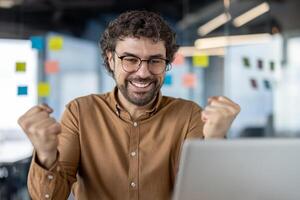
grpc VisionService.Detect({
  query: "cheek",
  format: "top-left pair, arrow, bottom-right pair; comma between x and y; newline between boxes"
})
114,67 -> 128,83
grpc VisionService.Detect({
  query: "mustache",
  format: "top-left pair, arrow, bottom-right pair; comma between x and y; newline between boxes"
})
127,77 -> 156,83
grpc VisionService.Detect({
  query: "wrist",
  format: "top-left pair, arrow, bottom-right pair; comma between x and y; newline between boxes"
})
36,150 -> 58,169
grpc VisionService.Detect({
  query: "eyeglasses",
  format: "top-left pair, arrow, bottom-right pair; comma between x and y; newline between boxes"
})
114,51 -> 171,75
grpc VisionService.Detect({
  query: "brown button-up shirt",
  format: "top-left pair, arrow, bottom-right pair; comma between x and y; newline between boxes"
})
28,88 -> 204,200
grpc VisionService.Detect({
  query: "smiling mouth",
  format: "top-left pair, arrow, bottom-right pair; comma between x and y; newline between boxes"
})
129,80 -> 153,88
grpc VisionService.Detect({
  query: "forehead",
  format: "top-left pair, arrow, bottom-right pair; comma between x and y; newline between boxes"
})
115,37 -> 166,57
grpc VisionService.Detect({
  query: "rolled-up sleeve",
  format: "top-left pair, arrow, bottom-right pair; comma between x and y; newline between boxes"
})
27,100 -> 80,200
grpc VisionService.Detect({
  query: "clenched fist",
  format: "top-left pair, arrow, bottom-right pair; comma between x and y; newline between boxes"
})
202,96 -> 240,139
18,104 -> 61,169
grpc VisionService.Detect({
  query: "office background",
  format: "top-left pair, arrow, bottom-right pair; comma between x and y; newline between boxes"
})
0,0 -> 300,199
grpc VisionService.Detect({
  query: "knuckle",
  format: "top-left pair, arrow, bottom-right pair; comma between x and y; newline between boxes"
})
219,96 -> 226,101
27,125 -> 34,133
17,115 -> 24,125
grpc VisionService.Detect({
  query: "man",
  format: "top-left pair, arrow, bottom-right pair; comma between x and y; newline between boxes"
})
18,10 -> 240,200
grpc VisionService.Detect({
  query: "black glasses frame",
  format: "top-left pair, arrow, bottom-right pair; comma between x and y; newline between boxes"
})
114,51 -> 171,75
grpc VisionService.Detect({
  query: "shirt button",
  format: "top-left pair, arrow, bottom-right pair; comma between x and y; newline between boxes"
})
45,194 -> 50,198
133,122 -> 138,127
130,182 -> 136,188
130,151 -> 136,157
48,175 -> 54,180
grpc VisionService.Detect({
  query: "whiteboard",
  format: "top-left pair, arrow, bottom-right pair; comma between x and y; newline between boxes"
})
224,35 -> 282,137
0,39 -> 38,131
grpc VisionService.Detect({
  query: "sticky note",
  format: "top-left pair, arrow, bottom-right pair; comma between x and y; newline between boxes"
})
30,36 -> 44,50
250,79 -> 258,89
45,60 -> 59,74
48,36 -> 63,51
182,73 -> 197,88
192,54 -> 209,67
164,74 -> 173,86
270,61 -> 275,71
172,53 -> 185,66
243,57 -> 250,68
264,80 -> 271,90
17,86 -> 28,96
257,59 -> 263,70
38,82 -> 50,97
16,62 -> 26,72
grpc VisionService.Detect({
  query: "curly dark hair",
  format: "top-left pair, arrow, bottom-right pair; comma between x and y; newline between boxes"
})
99,10 -> 179,76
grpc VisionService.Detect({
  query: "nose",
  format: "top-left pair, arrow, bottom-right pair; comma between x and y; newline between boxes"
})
135,60 -> 152,78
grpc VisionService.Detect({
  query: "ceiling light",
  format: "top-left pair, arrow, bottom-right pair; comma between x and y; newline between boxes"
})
198,13 -> 231,36
0,0 -> 14,8
233,2 -> 270,27
178,46 -> 225,56
195,33 -> 272,49
0,0 -> 23,8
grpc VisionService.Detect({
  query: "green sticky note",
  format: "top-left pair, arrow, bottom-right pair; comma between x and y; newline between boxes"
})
192,54 -> 209,67
243,57 -> 250,68
38,82 -> 50,97
16,62 -> 26,72
270,61 -> 275,71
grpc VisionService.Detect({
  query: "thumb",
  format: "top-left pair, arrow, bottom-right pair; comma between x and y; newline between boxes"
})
38,103 -> 53,113
201,111 -> 208,123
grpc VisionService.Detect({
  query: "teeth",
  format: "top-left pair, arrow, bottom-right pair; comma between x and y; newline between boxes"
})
130,81 -> 151,88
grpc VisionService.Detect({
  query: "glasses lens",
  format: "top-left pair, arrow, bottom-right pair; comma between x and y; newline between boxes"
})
122,56 -> 140,72
148,58 -> 167,74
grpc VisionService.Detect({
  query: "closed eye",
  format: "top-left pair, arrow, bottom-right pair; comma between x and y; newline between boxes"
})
123,56 -> 140,64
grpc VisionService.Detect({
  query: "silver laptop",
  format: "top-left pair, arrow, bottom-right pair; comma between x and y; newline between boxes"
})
173,139 -> 300,200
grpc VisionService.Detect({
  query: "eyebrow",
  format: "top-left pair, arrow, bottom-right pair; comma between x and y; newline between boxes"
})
121,52 -> 165,59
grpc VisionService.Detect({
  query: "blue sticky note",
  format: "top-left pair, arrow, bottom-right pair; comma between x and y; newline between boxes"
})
263,79 -> 271,90
164,74 -> 173,85
30,36 -> 44,50
17,86 -> 28,96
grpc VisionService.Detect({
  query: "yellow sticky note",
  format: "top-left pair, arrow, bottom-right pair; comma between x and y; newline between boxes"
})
192,54 -> 209,67
16,62 -> 26,72
38,82 -> 50,97
48,36 -> 63,51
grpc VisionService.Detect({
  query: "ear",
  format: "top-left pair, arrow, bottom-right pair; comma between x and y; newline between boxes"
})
106,51 -> 114,71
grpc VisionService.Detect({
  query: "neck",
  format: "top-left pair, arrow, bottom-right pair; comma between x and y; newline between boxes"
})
117,90 -> 157,120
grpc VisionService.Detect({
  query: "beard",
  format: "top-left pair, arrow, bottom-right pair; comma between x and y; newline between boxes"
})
117,76 -> 161,106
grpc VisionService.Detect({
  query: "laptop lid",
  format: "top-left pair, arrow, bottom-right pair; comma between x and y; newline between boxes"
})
173,139 -> 300,200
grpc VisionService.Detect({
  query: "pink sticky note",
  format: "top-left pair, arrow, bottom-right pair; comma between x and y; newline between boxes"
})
182,74 -> 197,88
172,53 -> 185,66
45,60 -> 59,74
